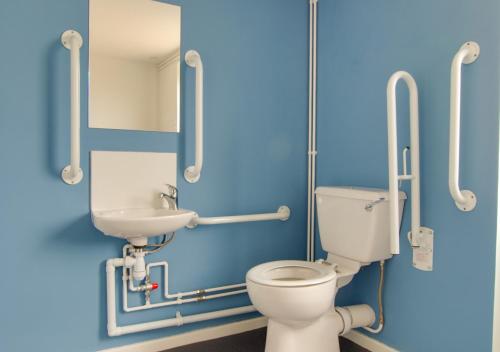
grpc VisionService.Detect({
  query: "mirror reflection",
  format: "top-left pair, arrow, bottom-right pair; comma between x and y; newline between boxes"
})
89,0 -> 181,132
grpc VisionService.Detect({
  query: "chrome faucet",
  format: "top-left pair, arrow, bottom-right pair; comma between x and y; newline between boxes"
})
160,184 -> 178,210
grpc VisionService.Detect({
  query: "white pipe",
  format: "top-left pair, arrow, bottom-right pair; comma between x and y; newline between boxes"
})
493,133 -> 500,352
306,0 -> 313,263
387,71 -> 421,254
60,30 -> 83,185
147,262 -> 246,300
335,305 -> 376,336
307,0 -> 318,262
184,50 -> 204,184
122,261 -> 247,313
311,0 -> 318,262
188,206 -> 290,228
107,258 -> 255,336
106,258 -> 124,335
125,289 -> 248,313
449,42 -> 480,212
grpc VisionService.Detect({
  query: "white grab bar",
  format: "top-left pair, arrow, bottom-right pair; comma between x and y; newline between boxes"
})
188,206 -> 290,228
184,50 -> 204,183
387,71 -> 421,254
449,42 -> 480,211
60,30 -> 83,185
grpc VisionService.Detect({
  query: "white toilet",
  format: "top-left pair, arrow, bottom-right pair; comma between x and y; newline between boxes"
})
246,187 -> 406,352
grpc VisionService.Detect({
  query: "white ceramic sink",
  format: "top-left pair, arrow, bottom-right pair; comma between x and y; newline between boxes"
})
92,208 -> 195,246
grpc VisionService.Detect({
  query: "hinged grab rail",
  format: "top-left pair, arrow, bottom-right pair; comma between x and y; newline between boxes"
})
61,30 -> 83,185
387,71 -> 424,254
184,50 -> 204,183
449,41 -> 480,211
187,206 -> 290,228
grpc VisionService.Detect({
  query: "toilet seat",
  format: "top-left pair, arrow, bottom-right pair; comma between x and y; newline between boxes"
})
246,260 -> 336,288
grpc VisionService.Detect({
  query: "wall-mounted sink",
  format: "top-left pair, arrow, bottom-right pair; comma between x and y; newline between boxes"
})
92,208 -> 195,246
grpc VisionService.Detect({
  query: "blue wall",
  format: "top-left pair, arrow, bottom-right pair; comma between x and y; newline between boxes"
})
316,0 -> 499,351
0,1 -> 308,351
2,1 -> 499,351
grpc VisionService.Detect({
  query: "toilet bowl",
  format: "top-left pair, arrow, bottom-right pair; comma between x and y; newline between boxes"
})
246,187 -> 407,352
246,260 -> 340,352
246,260 -> 337,324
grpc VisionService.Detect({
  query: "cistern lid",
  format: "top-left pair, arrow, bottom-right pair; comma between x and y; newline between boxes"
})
316,186 -> 407,201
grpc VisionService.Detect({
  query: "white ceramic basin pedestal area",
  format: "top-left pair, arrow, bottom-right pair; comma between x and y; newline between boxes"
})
92,208 -> 195,246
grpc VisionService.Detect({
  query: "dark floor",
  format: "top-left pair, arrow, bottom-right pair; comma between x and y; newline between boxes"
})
164,328 -> 370,352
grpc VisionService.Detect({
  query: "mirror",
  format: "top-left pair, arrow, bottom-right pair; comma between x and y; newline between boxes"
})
89,0 -> 181,132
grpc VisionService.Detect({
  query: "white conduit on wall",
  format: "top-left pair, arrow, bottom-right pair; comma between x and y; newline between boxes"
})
107,259 -> 255,336
307,0 -> 318,262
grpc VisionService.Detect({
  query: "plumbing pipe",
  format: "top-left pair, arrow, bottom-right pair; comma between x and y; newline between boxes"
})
147,262 -> 246,300
132,251 -> 146,281
107,258 -> 255,336
336,305 -> 376,336
106,258 -> 124,335
386,71 -> 421,253
60,30 -> 83,185
449,42 -> 480,211
124,287 -> 248,313
122,260 -> 247,313
112,305 -> 256,337
188,206 -> 290,228
184,50 -> 204,183
307,0 -> 318,262
362,261 -> 385,334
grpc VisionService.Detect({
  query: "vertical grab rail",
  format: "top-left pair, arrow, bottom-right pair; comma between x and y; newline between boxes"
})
61,30 -> 84,185
184,50 -> 204,183
449,42 -> 480,211
387,71 -> 421,254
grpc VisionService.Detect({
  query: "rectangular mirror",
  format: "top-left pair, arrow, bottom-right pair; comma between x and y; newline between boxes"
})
89,0 -> 181,132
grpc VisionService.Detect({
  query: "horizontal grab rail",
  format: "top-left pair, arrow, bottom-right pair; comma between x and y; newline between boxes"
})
449,41 -> 479,211
61,30 -> 83,185
187,206 -> 291,228
184,50 -> 204,183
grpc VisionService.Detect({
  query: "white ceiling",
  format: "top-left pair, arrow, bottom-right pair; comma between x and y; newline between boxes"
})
90,0 -> 180,62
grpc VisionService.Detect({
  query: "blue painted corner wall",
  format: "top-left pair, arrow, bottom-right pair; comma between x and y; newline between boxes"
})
0,1 -> 308,351
315,0 -> 500,351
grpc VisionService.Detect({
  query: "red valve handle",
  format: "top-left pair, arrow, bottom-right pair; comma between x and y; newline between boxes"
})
152,282 -> 159,290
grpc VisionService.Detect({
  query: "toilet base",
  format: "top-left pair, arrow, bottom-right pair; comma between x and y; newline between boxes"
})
265,310 -> 343,352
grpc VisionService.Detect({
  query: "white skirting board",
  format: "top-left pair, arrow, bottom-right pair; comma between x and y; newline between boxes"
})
97,317 -> 268,352
344,330 -> 400,352
97,317 -> 399,352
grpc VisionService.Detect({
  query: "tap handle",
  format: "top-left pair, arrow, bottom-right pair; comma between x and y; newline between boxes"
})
163,184 -> 178,199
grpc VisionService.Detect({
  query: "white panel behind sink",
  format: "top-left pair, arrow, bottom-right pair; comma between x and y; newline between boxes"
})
91,151 -> 177,211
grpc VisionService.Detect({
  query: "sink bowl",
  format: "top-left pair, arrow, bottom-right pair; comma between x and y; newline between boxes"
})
92,208 -> 195,246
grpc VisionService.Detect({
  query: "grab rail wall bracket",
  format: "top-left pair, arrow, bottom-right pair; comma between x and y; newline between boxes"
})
184,50 -> 204,184
61,30 -> 84,185
449,41 -> 480,212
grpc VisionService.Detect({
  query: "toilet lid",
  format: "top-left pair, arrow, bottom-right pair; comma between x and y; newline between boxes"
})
246,260 -> 337,288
